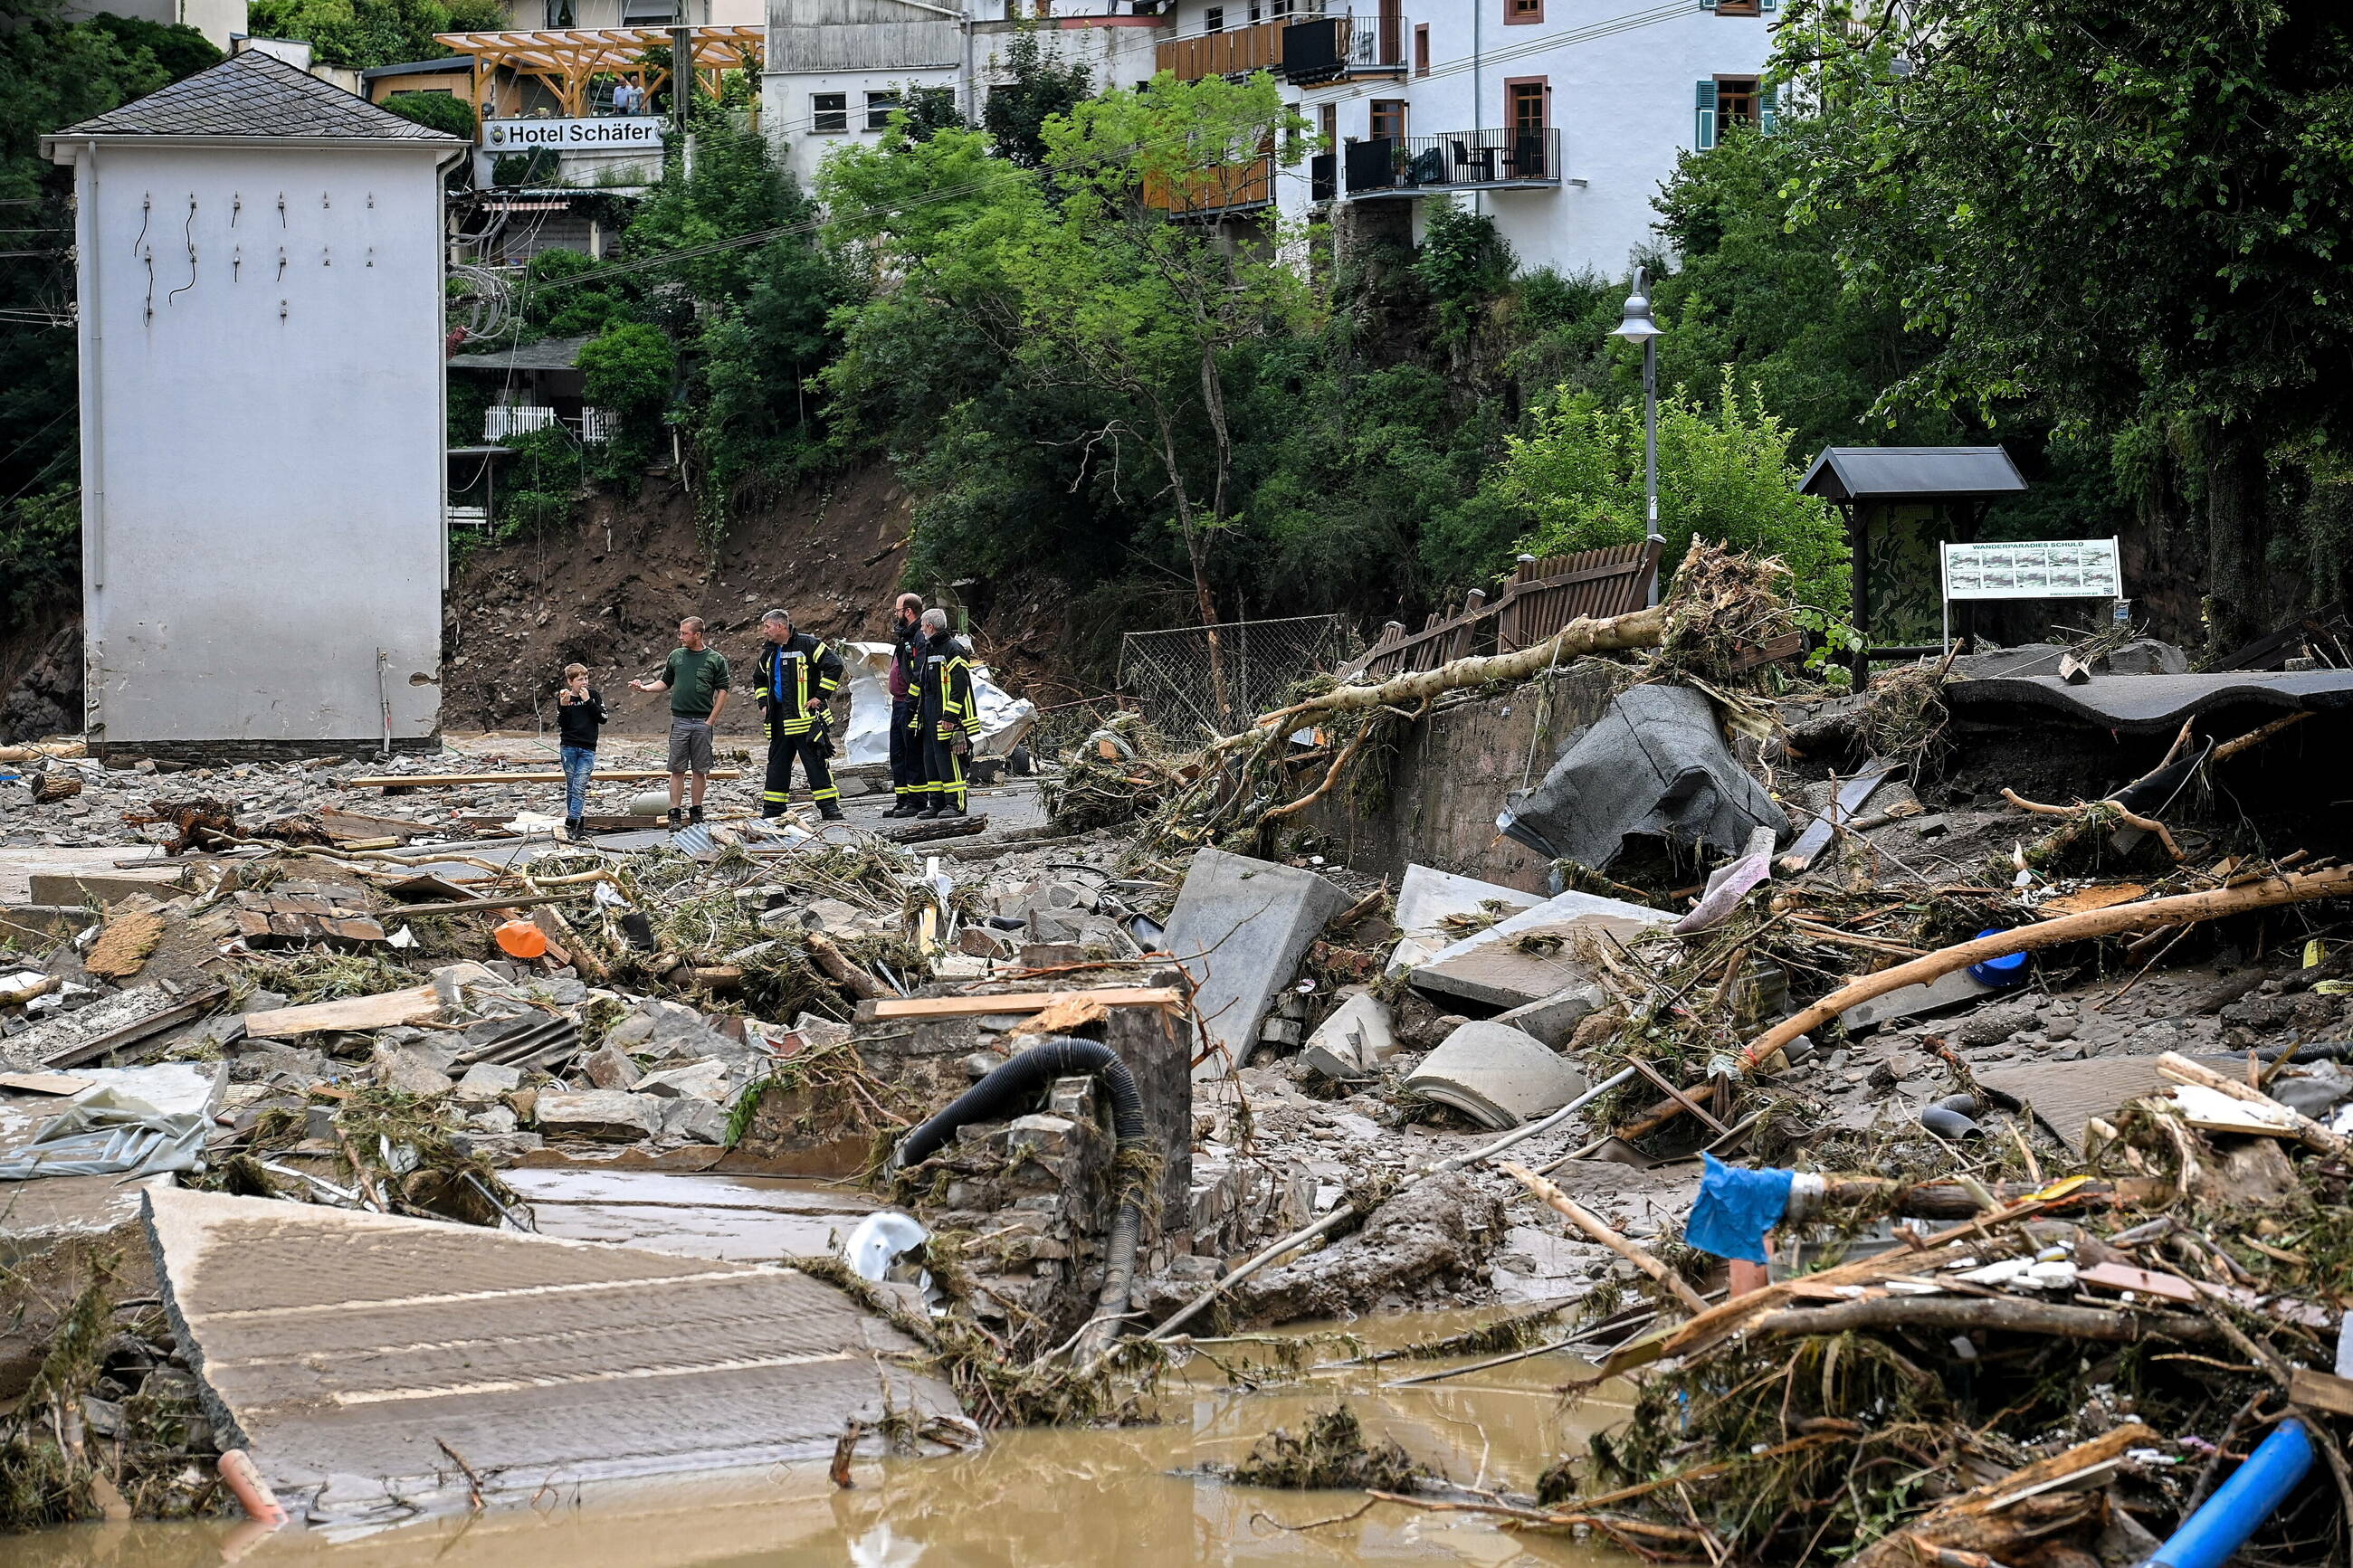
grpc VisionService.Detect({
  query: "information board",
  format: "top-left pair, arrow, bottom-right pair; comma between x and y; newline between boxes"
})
484,118 -> 666,152
1940,537 -> 2122,601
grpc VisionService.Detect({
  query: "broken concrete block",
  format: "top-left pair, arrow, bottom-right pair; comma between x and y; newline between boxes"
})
534,1089 -> 661,1142
579,1045 -> 641,1091
660,1096 -> 729,1144
467,1105 -> 519,1136
635,1059 -> 732,1100
1301,993 -> 1396,1080
141,1187 -> 963,1517
1411,908 -> 1662,1011
1405,1022 -> 1589,1130
1162,849 -> 1347,1080
369,1040 -> 453,1098
1386,865 -> 1543,974
957,925 -> 1014,959
1492,982 -> 1611,1049
1006,1112 -> 1079,1159
1412,888 -> 1669,977
453,1062 -> 523,1103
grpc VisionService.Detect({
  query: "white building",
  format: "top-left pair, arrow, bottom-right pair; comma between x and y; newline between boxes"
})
762,0 -> 1167,187
43,52 -> 464,759
764,0 -> 1770,275
65,0 -> 249,52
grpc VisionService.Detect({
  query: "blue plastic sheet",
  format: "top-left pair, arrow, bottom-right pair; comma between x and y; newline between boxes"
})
1685,1152 -> 1795,1264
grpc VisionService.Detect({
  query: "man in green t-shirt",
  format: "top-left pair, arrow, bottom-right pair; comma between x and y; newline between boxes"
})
630,616 -> 731,828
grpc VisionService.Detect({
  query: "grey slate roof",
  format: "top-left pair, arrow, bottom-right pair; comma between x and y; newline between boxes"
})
361,57 -> 474,81
1800,445 -> 2029,502
449,334 -> 595,371
55,49 -> 463,141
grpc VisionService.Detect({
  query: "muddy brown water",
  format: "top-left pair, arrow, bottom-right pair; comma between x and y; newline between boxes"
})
14,1173 -> 1635,1567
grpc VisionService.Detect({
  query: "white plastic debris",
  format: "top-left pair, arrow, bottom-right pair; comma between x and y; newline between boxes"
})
843,1210 -> 930,1288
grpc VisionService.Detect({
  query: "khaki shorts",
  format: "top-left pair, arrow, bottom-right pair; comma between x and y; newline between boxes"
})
667,717 -> 715,774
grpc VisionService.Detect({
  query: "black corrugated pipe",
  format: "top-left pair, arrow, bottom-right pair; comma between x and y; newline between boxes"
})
890,1036 -> 1149,1356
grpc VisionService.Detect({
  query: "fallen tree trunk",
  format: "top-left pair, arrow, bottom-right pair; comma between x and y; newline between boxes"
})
1223,605 -> 1668,746
1751,1297 -> 2214,1344
1743,866 -> 2353,1066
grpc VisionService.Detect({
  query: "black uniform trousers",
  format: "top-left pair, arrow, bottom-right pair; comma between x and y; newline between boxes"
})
919,731 -> 967,813
889,698 -> 923,805
762,727 -> 838,816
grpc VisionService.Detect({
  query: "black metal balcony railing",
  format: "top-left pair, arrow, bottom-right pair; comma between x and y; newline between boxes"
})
1281,14 -> 1404,82
1310,151 -> 1337,203
1341,127 -> 1561,197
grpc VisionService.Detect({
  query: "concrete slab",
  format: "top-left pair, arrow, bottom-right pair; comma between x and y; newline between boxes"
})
1408,887 -> 1670,984
1162,850 -> 1346,1079
1300,993 -> 1395,1080
1492,983 -> 1611,1048
504,1168 -> 881,1262
147,1187 -> 968,1520
0,844 -> 173,905
1405,1021 -> 1588,1130
1410,914 -> 1656,1010
1385,865 -> 1542,974
1843,967 -> 2006,1032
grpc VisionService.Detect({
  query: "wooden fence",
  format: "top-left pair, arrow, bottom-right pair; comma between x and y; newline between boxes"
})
1338,542 -> 1661,682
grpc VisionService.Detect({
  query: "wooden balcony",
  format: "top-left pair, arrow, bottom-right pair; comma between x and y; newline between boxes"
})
1154,12 -> 1403,84
1141,153 -> 1274,216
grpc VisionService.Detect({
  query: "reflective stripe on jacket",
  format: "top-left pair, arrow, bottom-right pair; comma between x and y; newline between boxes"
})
910,632 -> 981,739
756,632 -> 843,735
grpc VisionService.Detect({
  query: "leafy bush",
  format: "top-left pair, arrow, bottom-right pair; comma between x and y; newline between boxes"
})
0,487 -> 81,622
244,0 -> 503,71
1484,369 -> 1850,609
492,147 -> 560,187
380,89 -> 472,139
577,321 -> 675,419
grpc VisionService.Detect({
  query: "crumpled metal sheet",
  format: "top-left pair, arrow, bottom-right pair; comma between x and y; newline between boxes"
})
1498,684 -> 1787,873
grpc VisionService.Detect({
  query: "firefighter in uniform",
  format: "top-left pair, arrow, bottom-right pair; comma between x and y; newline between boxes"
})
753,610 -> 845,821
883,593 -> 927,818
910,607 -> 978,817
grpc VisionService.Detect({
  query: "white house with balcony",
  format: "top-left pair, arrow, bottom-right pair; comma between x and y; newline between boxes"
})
1167,0 -> 1777,276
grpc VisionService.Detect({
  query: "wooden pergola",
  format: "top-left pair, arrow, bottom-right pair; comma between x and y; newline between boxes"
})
431,26 -> 764,121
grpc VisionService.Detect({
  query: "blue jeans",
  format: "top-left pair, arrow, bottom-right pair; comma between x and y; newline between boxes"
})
560,746 -> 595,822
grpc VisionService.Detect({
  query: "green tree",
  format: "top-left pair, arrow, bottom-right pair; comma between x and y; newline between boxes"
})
245,0 -> 504,70
379,88 -> 473,139
625,115 -> 805,305
1483,371 -> 1849,609
980,24 -> 1091,168
1778,0 -> 2353,645
1013,71 -> 1317,659
577,321 -> 675,420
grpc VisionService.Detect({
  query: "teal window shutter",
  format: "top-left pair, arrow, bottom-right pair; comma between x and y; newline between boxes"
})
1759,0 -> 1775,11
1699,0 -> 1718,10
1760,83 -> 1778,134
1695,80 -> 1718,148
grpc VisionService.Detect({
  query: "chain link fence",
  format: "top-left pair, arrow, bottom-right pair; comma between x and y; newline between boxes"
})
1119,615 -> 1353,745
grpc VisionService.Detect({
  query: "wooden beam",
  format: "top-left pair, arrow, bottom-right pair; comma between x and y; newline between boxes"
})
243,984 -> 443,1039
853,987 -> 1185,1022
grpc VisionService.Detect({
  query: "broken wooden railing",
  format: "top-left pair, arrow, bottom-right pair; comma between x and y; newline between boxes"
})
1338,543 -> 1661,682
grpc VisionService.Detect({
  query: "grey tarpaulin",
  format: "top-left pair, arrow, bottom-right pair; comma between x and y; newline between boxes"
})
0,1088 -> 205,1180
1498,684 -> 1787,873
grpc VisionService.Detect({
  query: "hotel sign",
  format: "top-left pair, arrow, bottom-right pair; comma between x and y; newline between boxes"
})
484,117 -> 667,150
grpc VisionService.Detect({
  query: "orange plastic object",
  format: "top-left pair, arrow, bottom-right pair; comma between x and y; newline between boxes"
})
217,1449 -> 286,1526
495,919 -> 549,959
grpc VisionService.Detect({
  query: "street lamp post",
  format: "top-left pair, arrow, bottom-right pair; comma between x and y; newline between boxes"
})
1609,266 -> 1664,606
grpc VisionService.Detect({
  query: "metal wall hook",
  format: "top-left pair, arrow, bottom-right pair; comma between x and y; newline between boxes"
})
277,192 -> 287,225
279,299 -> 289,322
233,245 -> 243,280
276,246 -> 287,280
232,193 -> 243,227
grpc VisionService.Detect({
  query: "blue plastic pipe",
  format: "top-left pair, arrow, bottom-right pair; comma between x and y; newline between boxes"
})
2138,1419 -> 2317,1568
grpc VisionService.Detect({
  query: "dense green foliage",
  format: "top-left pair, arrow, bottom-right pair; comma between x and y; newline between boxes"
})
243,0 -> 505,71
0,0 -> 218,626
379,89 -> 475,139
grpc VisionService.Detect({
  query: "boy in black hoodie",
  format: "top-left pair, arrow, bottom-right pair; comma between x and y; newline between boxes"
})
556,662 -> 606,841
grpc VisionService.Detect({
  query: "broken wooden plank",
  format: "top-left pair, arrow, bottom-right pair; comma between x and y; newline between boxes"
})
316,807 -> 434,842
853,987 -> 1185,1022
2291,1367 -> 2353,1420
242,984 -> 443,1039
0,1070 -> 96,1096
350,769 -> 741,789
1775,762 -> 1898,876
